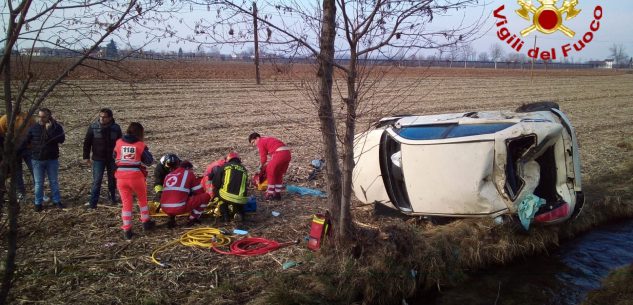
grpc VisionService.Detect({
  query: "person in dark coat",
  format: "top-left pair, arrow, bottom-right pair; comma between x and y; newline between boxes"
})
83,108 -> 122,208
26,108 -> 65,212
210,152 -> 248,222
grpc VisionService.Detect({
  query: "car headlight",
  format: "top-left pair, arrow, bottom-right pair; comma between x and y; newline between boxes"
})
391,151 -> 402,168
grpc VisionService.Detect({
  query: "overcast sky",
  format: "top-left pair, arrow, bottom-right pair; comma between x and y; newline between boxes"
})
153,0 -> 631,62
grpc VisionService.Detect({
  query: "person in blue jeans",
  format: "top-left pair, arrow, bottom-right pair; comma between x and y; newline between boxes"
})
15,145 -> 34,199
0,105 -> 36,200
25,108 -> 65,212
83,108 -> 122,209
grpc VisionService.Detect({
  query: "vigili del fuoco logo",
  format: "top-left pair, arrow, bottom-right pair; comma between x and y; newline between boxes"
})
494,1 -> 602,60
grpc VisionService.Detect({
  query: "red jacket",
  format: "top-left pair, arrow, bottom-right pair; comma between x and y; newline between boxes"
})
201,159 -> 226,194
160,167 -> 203,209
256,136 -> 287,165
114,136 -> 151,179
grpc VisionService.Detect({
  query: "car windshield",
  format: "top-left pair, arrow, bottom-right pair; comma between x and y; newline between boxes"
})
396,123 -> 514,140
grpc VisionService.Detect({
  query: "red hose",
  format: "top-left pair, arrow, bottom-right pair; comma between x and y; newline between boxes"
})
212,237 -> 296,256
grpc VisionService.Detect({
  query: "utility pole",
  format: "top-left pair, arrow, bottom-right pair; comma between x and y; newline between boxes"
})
253,2 -> 261,85
530,35 -> 536,83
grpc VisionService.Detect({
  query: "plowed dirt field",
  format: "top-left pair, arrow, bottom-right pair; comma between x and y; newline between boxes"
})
10,60 -> 633,304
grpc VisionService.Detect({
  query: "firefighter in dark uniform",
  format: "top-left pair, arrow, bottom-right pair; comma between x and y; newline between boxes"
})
210,152 -> 248,222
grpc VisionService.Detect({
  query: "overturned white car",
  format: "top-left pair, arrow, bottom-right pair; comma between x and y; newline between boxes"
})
353,102 -> 583,225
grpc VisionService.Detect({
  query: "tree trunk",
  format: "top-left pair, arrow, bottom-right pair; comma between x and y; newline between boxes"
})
339,52 -> 357,239
0,147 -> 20,304
253,2 -> 261,85
0,109 -> 20,304
315,0 -> 343,241
1,13 -> 20,300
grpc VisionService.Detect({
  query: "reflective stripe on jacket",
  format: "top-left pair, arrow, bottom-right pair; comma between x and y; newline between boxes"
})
114,139 -> 146,178
161,167 -> 203,208
217,163 -> 248,204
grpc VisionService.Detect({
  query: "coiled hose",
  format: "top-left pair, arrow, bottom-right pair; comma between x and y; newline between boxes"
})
212,237 -> 298,256
151,227 -> 231,267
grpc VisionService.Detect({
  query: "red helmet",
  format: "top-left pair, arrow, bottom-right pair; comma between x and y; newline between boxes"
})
226,151 -> 240,162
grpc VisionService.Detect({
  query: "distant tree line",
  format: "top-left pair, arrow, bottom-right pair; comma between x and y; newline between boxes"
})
16,41 -> 632,69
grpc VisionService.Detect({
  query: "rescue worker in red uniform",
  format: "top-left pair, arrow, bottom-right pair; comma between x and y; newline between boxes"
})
248,132 -> 291,200
160,161 -> 211,228
153,153 -> 181,202
200,158 -> 226,198
114,122 -> 154,240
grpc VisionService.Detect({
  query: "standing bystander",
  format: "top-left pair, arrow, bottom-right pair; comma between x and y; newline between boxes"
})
83,108 -> 122,208
0,104 -> 36,200
26,108 -> 65,211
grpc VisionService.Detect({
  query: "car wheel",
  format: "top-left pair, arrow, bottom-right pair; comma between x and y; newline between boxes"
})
515,101 -> 560,113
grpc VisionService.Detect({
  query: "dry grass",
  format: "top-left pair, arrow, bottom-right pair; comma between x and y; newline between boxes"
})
261,161 -> 633,305
3,65 -> 633,304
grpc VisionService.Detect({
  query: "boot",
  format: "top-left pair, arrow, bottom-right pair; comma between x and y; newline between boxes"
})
233,212 -> 244,222
186,217 -> 201,227
220,202 -> 230,223
142,220 -> 156,231
123,230 -> 133,240
166,216 -> 176,229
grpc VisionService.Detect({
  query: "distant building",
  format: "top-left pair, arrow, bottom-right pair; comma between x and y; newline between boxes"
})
21,47 -> 53,57
20,47 -> 80,57
587,59 -> 614,69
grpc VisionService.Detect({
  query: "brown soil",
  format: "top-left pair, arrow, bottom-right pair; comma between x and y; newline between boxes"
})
17,58 -> 627,81
4,60 -> 633,304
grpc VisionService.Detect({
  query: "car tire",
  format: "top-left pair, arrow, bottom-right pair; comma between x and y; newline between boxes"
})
515,101 -> 560,113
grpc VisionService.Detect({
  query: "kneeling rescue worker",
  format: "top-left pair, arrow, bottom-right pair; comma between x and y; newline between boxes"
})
210,152 -> 248,222
160,160 -> 211,227
201,157 -> 226,198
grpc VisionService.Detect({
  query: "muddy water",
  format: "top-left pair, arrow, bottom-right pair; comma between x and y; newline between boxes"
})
426,219 -> 633,305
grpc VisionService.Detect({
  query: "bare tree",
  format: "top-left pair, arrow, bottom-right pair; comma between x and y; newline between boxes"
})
478,51 -> 489,61
460,43 -> 475,61
609,43 -> 628,65
446,44 -> 460,68
189,0 -> 481,241
460,43 -> 476,68
489,43 -> 504,69
0,0 -> 174,302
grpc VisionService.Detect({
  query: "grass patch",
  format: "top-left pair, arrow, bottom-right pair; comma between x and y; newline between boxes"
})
262,161 -> 633,305
582,263 -> 633,305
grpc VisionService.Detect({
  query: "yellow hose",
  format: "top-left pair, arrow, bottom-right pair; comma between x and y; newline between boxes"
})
150,227 -> 231,267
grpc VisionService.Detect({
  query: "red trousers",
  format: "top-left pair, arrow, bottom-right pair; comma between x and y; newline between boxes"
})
266,150 -> 291,185
161,193 -> 211,219
117,174 -> 150,231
